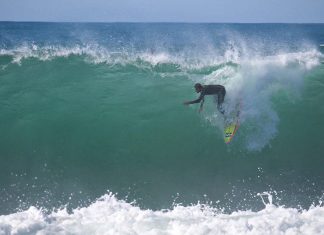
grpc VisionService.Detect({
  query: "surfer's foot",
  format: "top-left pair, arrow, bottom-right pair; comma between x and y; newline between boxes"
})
218,106 -> 225,115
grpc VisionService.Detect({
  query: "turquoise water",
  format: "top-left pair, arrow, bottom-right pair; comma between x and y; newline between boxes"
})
0,23 -> 324,220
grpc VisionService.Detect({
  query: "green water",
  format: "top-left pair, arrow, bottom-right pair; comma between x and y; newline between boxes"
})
0,56 -> 323,214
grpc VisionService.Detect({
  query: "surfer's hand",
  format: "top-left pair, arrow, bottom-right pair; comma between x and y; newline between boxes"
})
183,101 -> 190,106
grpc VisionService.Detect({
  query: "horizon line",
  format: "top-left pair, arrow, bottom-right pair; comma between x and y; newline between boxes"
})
1,20 -> 324,24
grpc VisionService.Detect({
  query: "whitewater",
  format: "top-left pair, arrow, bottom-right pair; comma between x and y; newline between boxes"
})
1,193 -> 324,235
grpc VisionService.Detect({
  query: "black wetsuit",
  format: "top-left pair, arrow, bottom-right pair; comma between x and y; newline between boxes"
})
188,85 -> 226,113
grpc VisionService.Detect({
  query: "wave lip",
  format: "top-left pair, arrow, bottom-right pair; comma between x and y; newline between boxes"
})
1,193 -> 324,235
0,44 -> 322,70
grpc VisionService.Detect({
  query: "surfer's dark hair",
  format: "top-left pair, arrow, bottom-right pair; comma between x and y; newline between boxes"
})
194,83 -> 203,89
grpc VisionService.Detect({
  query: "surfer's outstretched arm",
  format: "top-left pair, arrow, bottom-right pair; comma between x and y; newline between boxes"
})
183,93 -> 204,105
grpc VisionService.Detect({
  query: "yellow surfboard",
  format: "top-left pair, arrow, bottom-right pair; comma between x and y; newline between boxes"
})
224,103 -> 241,144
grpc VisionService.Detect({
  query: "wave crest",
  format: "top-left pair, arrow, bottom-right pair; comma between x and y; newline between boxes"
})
0,44 -> 321,71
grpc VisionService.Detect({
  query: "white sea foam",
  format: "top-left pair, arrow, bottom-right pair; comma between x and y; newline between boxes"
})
0,193 -> 324,235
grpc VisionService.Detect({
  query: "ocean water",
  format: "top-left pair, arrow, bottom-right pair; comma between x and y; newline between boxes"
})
0,22 -> 324,234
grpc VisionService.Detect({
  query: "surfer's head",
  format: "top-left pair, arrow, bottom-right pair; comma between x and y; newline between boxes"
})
194,83 -> 203,93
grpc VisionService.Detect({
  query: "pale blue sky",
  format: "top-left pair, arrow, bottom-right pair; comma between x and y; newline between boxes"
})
1,0 -> 324,23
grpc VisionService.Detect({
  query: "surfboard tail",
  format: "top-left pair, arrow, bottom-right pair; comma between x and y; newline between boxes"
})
224,100 -> 242,144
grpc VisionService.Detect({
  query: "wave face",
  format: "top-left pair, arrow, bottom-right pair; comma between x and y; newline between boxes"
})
0,22 -> 324,233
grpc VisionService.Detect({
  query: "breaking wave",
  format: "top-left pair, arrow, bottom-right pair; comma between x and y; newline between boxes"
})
1,192 -> 324,235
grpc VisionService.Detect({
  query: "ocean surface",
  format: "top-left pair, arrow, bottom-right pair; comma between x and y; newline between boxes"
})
0,22 -> 324,234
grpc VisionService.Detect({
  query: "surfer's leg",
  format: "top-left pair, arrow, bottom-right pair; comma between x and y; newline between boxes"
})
217,89 -> 226,114
212,95 -> 222,114
217,104 -> 225,115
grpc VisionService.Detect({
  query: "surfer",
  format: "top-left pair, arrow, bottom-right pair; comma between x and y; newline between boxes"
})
183,83 -> 226,114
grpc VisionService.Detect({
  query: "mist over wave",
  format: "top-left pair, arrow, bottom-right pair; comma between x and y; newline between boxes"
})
0,41 -> 321,67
